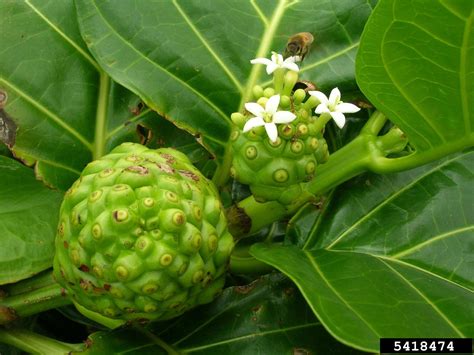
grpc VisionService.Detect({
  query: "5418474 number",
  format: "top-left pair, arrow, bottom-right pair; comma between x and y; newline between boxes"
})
380,338 -> 472,353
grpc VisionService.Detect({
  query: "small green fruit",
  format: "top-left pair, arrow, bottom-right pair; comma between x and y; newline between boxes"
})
231,100 -> 329,203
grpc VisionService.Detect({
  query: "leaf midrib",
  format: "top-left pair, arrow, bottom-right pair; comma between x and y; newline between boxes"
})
239,0 -> 289,108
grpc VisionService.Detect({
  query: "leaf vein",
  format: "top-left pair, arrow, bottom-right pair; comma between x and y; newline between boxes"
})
250,0 -> 269,27
24,0 -> 99,71
172,0 -> 243,93
0,78 -> 93,151
183,323 -> 320,353
378,258 -> 466,337
89,0 -> 230,124
460,8 -> 473,133
303,250 -> 381,338
326,154 -> 466,249
390,226 -> 474,259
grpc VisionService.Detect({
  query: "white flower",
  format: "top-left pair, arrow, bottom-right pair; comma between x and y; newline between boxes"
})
243,95 -> 296,142
250,52 -> 299,75
308,88 -> 360,129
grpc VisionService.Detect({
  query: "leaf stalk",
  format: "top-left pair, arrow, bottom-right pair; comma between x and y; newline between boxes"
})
0,328 -> 83,355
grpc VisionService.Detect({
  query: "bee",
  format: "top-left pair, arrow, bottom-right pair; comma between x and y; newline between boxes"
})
283,32 -> 314,61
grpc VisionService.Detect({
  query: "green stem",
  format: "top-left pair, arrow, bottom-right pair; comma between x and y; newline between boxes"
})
273,68 -> 284,94
230,252 -> 274,275
313,113 -> 332,135
212,145 -> 233,188
0,328 -> 83,355
0,281 -> 71,325
371,136 -> 473,173
302,135 -> 374,195
93,71 -> 111,160
2,270 -> 56,297
361,110 -> 387,135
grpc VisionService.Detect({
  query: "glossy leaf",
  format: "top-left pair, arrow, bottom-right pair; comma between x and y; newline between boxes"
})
82,274 -> 364,354
252,150 -> 474,352
75,0 -> 375,160
0,157 -> 62,285
356,0 -> 474,159
0,1 -> 174,190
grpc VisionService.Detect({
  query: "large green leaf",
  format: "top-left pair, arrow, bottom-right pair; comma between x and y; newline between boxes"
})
0,157 -> 62,285
75,0 -> 375,160
0,0 -> 172,190
356,0 -> 474,162
82,274 -> 364,354
252,150 -> 474,352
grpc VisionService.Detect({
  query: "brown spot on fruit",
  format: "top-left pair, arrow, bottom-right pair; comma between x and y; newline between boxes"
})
125,165 -> 149,175
160,153 -> 176,164
178,170 -> 199,181
156,163 -> 175,174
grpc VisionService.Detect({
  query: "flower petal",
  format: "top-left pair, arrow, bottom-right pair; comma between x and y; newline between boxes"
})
336,102 -> 360,114
265,95 -> 280,114
282,61 -> 299,72
270,52 -> 279,63
264,123 -> 278,142
328,87 -> 341,105
250,58 -> 273,66
273,111 -> 296,124
308,91 -> 329,105
272,52 -> 283,65
330,111 -> 346,129
315,103 -> 330,114
245,102 -> 264,117
266,63 -> 279,75
243,116 -> 265,132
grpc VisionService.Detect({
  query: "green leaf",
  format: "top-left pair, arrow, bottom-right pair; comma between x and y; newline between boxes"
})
251,150 -> 474,352
75,0 -> 375,161
0,157 -> 62,285
82,274 -> 364,354
356,0 -> 474,164
0,1 -> 172,190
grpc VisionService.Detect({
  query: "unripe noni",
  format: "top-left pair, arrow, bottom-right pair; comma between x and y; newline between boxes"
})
54,143 -> 234,323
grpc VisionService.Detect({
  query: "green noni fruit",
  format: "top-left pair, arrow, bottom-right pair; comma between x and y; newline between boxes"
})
53,143 -> 234,323
230,87 -> 329,203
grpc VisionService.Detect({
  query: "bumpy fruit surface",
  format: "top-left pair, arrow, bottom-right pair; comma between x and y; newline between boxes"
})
231,89 -> 329,203
53,143 -> 234,322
